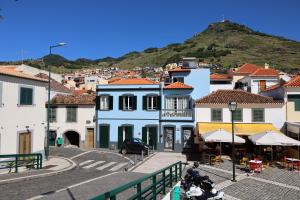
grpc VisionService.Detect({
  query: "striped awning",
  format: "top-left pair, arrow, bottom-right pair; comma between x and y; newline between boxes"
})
197,122 -> 281,136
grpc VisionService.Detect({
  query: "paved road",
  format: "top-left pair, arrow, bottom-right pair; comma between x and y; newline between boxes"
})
0,148 -> 144,200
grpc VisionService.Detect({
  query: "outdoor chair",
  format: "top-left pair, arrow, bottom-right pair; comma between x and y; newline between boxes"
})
211,155 -> 222,165
240,157 -> 249,166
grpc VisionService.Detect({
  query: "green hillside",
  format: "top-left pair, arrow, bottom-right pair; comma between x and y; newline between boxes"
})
4,21 -> 300,73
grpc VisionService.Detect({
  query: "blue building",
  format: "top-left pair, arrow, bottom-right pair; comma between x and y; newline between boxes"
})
96,66 -> 210,153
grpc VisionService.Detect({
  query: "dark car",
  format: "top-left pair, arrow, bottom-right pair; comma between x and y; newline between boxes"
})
120,138 -> 149,155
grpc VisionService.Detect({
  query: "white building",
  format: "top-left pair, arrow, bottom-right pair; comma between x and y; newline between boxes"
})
0,67 -> 47,155
210,73 -> 233,93
195,90 -> 286,142
48,94 -> 95,149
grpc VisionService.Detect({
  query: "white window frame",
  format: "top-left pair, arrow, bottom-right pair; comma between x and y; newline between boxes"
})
147,96 -> 157,110
165,96 -> 189,110
19,85 -> 34,106
99,95 -> 109,110
123,96 -> 133,111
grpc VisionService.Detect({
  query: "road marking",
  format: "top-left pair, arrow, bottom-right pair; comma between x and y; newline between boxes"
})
82,161 -> 105,169
96,162 -> 116,170
79,160 -> 94,166
27,172 -> 120,200
70,150 -> 94,159
109,162 -> 128,171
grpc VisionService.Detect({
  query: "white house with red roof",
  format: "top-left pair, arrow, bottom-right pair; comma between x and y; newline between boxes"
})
0,67 -> 47,155
210,73 -> 233,92
233,63 -> 279,94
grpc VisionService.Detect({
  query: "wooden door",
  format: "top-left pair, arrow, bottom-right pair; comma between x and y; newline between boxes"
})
19,132 -> 31,154
259,80 -> 266,91
86,128 -> 94,149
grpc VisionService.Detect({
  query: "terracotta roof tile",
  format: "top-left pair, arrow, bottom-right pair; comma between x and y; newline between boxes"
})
284,75 -> 300,87
35,73 -> 71,93
234,63 -> 261,74
109,78 -> 157,85
168,67 -> 191,73
50,94 -> 95,105
249,68 -> 278,77
210,73 -> 232,80
164,82 -> 193,89
108,77 -> 122,84
260,84 -> 281,92
0,67 -> 47,82
196,89 -> 283,104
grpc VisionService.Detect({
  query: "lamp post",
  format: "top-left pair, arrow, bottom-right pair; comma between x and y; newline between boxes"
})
228,101 -> 237,182
46,42 -> 66,160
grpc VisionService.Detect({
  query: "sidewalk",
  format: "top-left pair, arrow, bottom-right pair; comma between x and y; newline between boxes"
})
0,156 -> 76,184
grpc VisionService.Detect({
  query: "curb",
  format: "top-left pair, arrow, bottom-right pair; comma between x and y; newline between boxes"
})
128,152 -> 157,172
0,156 -> 76,185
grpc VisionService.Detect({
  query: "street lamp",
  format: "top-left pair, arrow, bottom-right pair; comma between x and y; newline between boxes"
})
228,101 -> 237,182
46,42 -> 66,160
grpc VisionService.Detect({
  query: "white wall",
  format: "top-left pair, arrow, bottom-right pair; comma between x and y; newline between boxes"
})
210,84 -> 233,93
196,104 -> 286,130
0,75 -> 46,155
50,105 -> 95,147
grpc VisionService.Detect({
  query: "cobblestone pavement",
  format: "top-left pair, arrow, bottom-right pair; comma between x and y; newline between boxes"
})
190,160 -> 300,200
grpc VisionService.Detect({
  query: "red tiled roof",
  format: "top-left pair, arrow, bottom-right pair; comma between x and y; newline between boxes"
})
234,63 -> 261,74
249,68 -> 278,77
0,66 -> 47,82
168,67 -> 191,73
35,73 -> 71,93
196,90 -> 283,104
73,90 -> 95,95
109,78 -> 157,85
210,73 -> 232,80
108,77 -> 122,84
50,94 -> 95,105
284,75 -> 300,87
260,84 -> 281,92
164,82 -> 193,89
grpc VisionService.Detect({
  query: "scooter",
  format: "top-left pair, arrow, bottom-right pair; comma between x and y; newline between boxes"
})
181,163 -> 224,200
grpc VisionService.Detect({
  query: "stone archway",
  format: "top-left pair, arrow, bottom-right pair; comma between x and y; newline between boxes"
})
64,131 -> 80,147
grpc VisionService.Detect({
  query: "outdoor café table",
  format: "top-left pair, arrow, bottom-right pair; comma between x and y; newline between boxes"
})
249,160 -> 262,173
286,158 -> 300,171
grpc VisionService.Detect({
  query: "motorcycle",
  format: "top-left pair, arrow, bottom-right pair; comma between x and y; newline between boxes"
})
181,163 -> 224,200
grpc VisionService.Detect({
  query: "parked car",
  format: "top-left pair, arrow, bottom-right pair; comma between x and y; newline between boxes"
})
120,138 -> 150,155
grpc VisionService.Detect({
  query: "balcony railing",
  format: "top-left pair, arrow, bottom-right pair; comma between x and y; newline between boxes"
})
161,109 -> 193,118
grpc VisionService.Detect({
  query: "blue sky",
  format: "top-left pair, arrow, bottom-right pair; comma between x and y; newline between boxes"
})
0,0 -> 299,61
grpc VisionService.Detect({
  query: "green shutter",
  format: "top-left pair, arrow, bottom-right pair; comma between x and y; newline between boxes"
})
118,126 -> 123,149
20,87 -> 33,105
142,127 -> 147,144
109,96 -> 113,110
232,109 -> 242,121
95,96 -> 100,110
100,125 -> 109,148
143,96 -> 147,110
157,96 -> 161,110
149,127 -> 157,150
119,96 -> 123,110
252,108 -> 264,122
294,100 -> 300,111
126,126 -> 133,139
133,96 -> 137,110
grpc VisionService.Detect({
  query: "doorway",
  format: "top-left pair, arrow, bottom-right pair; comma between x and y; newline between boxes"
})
64,131 -> 80,147
99,125 -> 109,148
86,128 -> 95,149
182,127 -> 194,152
118,126 -> 133,149
49,130 -> 57,146
19,131 -> 32,154
164,127 -> 174,151
142,126 -> 158,150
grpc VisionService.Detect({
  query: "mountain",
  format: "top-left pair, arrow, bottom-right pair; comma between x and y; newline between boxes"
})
4,21 -> 300,73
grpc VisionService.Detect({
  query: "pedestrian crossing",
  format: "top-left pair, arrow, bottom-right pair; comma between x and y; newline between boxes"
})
78,160 -> 128,171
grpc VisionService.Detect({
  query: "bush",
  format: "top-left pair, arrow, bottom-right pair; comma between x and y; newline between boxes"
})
144,48 -> 158,53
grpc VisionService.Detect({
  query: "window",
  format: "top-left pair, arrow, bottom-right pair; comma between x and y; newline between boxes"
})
173,77 -> 184,83
19,87 -> 33,105
143,96 -> 159,110
100,96 -> 109,110
211,109 -> 222,121
66,106 -> 77,122
119,95 -> 136,111
252,108 -> 264,122
232,108 -> 243,122
49,107 -> 57,122
288,95 -> 300,111
165,97 -> 189,110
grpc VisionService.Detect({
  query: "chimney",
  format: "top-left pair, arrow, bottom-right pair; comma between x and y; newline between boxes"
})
264,63 -> 269,69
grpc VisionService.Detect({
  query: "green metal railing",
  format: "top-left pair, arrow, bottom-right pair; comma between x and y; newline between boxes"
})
91,161 -> 182,200
0,153 -> 43,173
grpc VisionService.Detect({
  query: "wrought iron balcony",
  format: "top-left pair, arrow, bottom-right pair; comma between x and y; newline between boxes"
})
161,109 -> 193,118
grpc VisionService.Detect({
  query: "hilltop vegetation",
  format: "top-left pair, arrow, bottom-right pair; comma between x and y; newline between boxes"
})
3,21 -> 300,73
